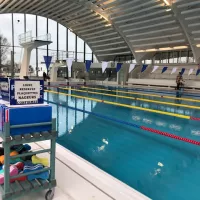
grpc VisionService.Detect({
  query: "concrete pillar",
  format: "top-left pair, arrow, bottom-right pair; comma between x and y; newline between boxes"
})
20,47 -> 33,79
50,66 -> 58,82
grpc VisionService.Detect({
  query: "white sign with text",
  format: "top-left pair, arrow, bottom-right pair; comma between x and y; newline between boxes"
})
14,81 -> 40,104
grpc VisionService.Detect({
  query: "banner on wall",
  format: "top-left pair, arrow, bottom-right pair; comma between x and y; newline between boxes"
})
181,68 -> 185,75
188,68 -> 194,76
66,58 -> 73,77
162,67 -> 168,74
171,67 -> 177,74
116,63 -> 123,72
151,66 -> 159,73
129,64 -> 136,73
43,56 -> 52,71
141,65 -> 148,73
85,60 -> 92,72
102,62 -> 108,73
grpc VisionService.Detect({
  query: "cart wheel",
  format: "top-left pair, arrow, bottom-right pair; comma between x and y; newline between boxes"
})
45,189 -> 55,200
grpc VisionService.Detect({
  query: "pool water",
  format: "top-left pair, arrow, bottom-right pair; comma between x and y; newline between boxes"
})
45,87 -> 200,200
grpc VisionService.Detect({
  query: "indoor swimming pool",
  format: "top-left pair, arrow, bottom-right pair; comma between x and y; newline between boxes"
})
44,86 -> 200,200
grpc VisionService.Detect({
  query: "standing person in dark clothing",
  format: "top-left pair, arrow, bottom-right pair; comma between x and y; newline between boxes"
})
176,72 -> 183,90
43,72 -> 47,81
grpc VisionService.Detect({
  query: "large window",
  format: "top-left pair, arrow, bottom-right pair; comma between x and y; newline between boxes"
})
13,14 -> 25,47
58,24 -> 67,60
13,14 -> 25,65
68,29 -> 75,52
77,53 -> 84,62
37,16 -> 47,37
14,47 -> 23,66
48,19 -> 57,50
26,14 -> 36,37
0,14 -> 12,46
77,36 -> 84,62
85,44 -> 92,60
0,13 -> 95,75
58,24 -> 66,51
77,36 -> 84,53
30,49 -> 36,71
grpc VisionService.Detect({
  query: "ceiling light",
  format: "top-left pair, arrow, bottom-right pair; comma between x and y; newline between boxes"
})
146,49 -> 157,52
197,44 -> 200,47
166,8 -> 171,12
159,47 -> 172,51
163,0 -> 170,6
173,46 -> 188,49
135,50 -> 145,53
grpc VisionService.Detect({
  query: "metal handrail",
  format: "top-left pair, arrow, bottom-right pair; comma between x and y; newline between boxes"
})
19,31 -> 51,45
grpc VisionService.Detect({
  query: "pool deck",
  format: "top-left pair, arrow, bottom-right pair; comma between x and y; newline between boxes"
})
0,140 -> 151,200
36,141 -> 151,200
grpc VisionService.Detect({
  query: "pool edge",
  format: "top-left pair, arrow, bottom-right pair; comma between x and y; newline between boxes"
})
36,140 -> 151,200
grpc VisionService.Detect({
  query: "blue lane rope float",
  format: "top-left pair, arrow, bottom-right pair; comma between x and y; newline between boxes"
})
45,99 -> 200,146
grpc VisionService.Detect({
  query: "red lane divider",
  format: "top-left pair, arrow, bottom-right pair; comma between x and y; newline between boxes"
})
190,116 -> 200,121
141,126 -> 200,146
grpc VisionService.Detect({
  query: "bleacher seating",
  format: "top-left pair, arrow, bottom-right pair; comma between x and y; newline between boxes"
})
127,64 -> 200,89
127,79 -> 200,89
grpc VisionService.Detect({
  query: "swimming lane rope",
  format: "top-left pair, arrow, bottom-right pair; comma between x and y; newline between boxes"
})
45,99 -> 200,146
59,87 -> 200,110
81,86 -> 200,103
45,88 -> 200,121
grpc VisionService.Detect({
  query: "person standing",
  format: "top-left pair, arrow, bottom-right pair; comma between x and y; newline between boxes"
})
176,72 -> 183,90
43,71 -> 47,81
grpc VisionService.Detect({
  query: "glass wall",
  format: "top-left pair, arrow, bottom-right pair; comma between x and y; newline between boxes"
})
85,44 -> 92,60
68,29 -> 75,52
154,50 -> 194,64
77,36 -> 84,62
0,13 -> 96,76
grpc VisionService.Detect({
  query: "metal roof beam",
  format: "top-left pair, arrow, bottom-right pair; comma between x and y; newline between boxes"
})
95,46 -> 128,52
171,3 -> 200,63
123,20 -> 176,33
92,41 -> 125,48
89,36 -> 121,43
129,33 -> 183,43
97,51 -> 131,57
126,27 -> 180,38
119,15 -> 173,28
0,0 -> 18,13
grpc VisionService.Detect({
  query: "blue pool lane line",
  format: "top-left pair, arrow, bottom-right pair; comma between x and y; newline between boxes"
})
45,99 -> 200,146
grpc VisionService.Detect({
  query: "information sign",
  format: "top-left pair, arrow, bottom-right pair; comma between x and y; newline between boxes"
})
10,80 -> 44,105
